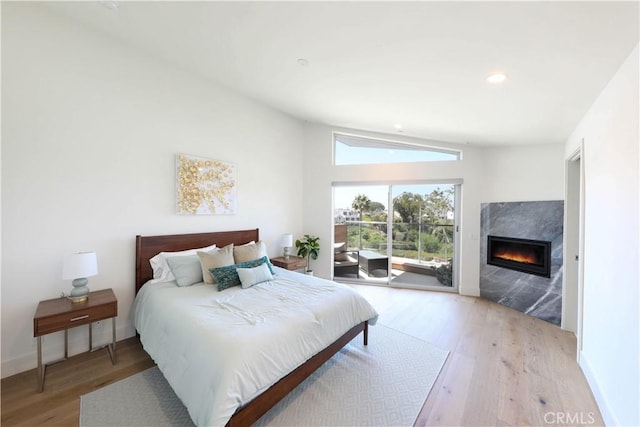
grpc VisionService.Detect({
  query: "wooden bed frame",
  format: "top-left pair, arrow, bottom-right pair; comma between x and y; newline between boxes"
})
135,228 -> 368,427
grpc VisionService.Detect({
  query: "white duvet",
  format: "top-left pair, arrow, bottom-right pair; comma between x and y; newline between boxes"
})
133,267 -> 378,427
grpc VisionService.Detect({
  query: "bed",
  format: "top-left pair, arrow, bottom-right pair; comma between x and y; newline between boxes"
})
133,229 -> 378,427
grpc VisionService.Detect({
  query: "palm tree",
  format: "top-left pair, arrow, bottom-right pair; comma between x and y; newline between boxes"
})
352,194 -> 371,250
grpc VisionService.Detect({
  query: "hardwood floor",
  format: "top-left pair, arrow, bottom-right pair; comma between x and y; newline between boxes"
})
1,338 -> 155,426
1,285 -> 603,426
351,285 -> 603,427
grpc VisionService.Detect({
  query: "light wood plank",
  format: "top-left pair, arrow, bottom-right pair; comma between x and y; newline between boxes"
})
350,284 -> 604,427
1,285 -> 604,427
1,338 -> 154,427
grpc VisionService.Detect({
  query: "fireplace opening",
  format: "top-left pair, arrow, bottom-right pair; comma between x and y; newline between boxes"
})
487,235 -> 551,278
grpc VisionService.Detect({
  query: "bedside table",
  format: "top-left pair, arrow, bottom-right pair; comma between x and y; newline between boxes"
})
270,256 -> 307,271
33,288 -> 118,392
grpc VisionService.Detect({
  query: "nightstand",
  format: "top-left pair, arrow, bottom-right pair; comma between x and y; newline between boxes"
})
270,256 -> 307,271
33,288 -> 118,392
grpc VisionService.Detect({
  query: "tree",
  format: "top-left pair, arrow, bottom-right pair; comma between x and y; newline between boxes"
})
421,233 -> 441,253
369,201 -> 386,212
369,211 -> 388,223
352,194 -> 371,249
351,194 -> 372,218
393,192 -> 424,224
423,188 -> 454,224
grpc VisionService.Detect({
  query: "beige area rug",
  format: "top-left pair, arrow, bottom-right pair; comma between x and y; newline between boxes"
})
80,325 -> 448,427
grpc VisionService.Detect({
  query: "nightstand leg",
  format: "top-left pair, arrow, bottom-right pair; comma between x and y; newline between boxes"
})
105,317 -> 117,364
37,336 -> 44,392
89,322 -> 93,351
64,329 -> 68,359
111,317 -> 117,364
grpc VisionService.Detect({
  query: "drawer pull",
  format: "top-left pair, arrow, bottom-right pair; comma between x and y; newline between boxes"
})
70,315 -> 90,322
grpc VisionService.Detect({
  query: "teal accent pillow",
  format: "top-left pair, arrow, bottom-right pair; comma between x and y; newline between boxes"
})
210,256 -> 275,291
166,255 -> 202,287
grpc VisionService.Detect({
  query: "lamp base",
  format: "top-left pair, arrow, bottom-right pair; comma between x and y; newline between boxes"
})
67,295 -> 88,303
283,247 -> 291,259
70,277 -> 90,303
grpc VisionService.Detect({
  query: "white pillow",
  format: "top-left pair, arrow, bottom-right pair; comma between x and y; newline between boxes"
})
149,243 -> 217,282
236,262 -> 274,289
166,255 -> 202,287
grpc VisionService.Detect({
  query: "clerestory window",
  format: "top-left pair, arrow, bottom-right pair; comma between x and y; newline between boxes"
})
334,133 -> 460,166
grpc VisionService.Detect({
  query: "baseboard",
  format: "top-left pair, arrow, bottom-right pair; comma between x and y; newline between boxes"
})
1,325 -> 134,379
458,286 -> 480,297
579,350 -> 617,426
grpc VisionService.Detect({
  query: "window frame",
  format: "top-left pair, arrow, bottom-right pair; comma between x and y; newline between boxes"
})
333,132 -> 461,166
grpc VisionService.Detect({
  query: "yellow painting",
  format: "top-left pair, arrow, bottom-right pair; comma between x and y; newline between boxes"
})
176,154 -> 237,215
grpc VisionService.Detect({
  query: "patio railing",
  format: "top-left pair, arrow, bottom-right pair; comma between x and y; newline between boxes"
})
341,220 -> 453,285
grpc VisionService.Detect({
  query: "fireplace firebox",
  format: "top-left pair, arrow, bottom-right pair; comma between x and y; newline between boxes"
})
487,235 -> 551,278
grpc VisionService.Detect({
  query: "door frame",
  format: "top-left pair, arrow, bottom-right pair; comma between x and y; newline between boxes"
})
563,142 -> 585,357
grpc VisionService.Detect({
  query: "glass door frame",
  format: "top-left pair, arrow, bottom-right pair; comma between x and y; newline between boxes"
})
332,181 -> 461,292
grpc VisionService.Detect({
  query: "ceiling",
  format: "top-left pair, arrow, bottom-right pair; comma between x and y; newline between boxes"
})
44,1 -> 639,146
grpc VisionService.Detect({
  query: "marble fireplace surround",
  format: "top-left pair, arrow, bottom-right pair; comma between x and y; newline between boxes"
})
480,201 -> 564,326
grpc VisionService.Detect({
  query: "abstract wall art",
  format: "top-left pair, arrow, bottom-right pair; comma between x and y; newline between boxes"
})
176,153 -> 237,215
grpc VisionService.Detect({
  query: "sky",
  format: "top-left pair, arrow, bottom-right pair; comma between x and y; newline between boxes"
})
335,139 -> 457,165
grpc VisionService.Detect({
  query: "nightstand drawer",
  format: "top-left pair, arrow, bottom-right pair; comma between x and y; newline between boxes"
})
35,302 -> 116,336
286,258 -> 307,270
270,256 -> 307,271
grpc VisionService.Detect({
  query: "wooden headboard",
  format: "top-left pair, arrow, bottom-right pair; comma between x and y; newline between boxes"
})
135,228 -> 259,295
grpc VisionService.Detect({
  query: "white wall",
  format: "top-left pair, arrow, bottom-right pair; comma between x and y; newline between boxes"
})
301,124 -> 565,299
1,3 -> 305,377
565,44 -> 639,426
1,2 -> 572,382
481,144 -> 565,203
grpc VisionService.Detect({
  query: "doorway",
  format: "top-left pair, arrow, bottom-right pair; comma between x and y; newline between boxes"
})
564,144 -> 585,356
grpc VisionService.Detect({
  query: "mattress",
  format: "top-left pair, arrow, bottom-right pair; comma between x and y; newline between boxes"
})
133,266 -> 378,426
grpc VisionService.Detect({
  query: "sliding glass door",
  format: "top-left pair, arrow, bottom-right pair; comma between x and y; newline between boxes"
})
334,185 -> 389,284
333,183 -> 459,291
389,183 -> 456,289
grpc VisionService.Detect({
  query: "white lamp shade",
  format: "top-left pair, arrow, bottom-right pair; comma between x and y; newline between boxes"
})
281,233 -> 294,247
63,252 -> 98,280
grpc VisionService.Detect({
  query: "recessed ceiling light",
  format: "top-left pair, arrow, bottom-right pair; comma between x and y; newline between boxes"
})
296,58 -> 310,68
487,73 -> 508,84
394,123 -> 403,132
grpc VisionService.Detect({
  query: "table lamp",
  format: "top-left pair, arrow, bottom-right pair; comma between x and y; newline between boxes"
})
281,234 -> 294,259
63,252 -> 98,303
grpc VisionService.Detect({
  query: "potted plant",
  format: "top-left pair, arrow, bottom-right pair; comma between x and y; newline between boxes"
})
435,262 -> 453,287
295,234 -> 320,275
